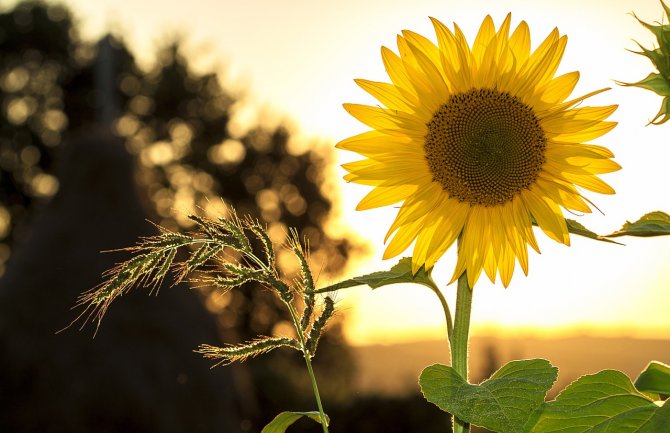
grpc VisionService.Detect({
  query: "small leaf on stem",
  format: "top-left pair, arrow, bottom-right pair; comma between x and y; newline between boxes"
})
565,219 -> 621,244
606,211 -> 670,237
316,257 -> 437,293
261,411 -> 329,433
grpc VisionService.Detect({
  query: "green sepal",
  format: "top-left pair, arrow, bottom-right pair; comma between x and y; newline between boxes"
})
261,411 -> 329,433
419,359 -> 558,433
315,257 -> 437,293
620,72 -> 670,97
622,2 -> 670,124
634,13 -> 670,50
606,211 -> 670,237
635,361 -> 670,395
629,44 -> 670,77
650,95 -> 670,124
524,369 -> 670,433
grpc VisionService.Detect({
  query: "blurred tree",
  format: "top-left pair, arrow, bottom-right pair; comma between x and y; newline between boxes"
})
0,0 -> 73,265
0,1 -> 358,432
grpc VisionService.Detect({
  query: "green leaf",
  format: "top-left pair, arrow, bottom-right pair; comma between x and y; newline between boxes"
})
419,359 -> 558,433
525,370 -> 670,433
606,211 -> 670,237
635,361 -> 670,395
316,257 -> 436,293
261,411 -> 328,433
566,219 -> 622,245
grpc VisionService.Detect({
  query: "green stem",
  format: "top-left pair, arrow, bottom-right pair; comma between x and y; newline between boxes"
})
427,282 -> 453,342
450,272 -> 473,433
313,276 -> 453,342
287,304 -> 329,433
304,353 -> 329,433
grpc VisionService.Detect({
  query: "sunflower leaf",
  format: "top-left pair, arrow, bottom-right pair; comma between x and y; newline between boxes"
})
419,359 -> 558,433
523,370 -> 670,433
565,219 -> 622,244
315,257 -> 437,293
635,361 -> 670,395
261,411 -> 328,433
606,211 -> 670,237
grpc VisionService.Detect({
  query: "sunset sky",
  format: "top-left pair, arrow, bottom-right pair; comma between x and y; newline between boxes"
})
20,0 -> 670,345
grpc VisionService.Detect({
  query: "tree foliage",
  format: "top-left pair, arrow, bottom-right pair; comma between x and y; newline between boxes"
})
0,0 -> 358,429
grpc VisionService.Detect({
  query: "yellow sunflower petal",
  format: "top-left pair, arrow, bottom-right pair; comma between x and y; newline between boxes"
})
510,196 -> 540,253
343,103 -> 427,136
386,182 -> 445,239
513,32 -> 567,98
401,29 -> 442,70
342,158 -> 431,185
430,17 -> 469,91
565,105 -> 618,122
522,188 -> 570,245
424,199 -> 469,267
396,36 -> 443,108
499,242 -> 516,287
472,15 -> 497,65
551,121 -> 617,143
538,71 -> 580,105
381,46 -> 420,99
412,219 -> 442,273
502,203 -> 530,275
384,215 -> 427,259
460,206 -> 491,287
452,23 -> 475,88
336,130 -> 419,156
534,176 -> 593,213
404,36 -> 450,99
560,171 -> 616,194
509,20 -> 531,64
357,184 -> 418,210
354,79 -> 416,112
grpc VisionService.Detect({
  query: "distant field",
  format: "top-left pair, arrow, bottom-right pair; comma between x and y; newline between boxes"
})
351,336 -> 670,396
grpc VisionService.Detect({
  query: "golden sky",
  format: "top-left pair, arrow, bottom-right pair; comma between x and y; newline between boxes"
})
30,0 -> 670,344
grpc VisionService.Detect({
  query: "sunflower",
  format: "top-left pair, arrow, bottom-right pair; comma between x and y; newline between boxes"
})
337,14 -> 620,288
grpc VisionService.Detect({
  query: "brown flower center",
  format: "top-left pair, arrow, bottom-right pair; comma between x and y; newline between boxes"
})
424,88 -> 546,206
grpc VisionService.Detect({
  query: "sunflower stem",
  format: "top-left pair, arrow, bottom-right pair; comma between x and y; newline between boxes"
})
450,272 -> 473,433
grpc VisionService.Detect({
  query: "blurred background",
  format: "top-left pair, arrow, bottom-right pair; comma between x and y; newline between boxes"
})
0,1 -> 668,432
